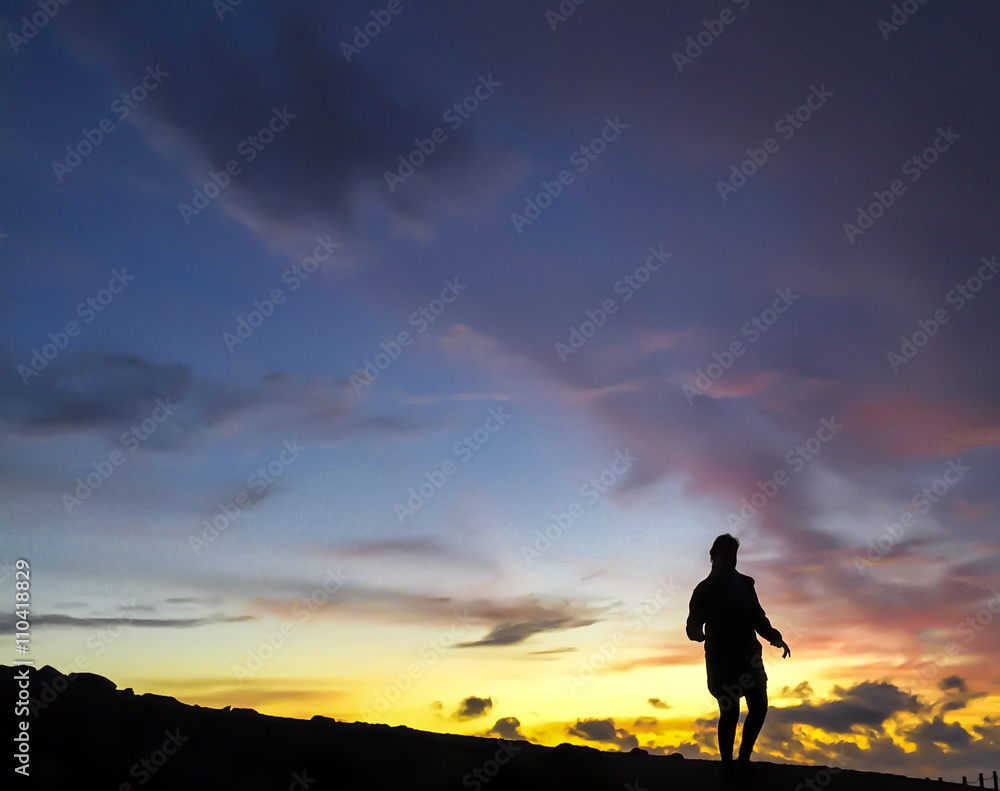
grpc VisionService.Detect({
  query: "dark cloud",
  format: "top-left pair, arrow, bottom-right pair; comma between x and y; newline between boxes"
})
198,477 -> 277,519
567,718 -> 639,751
164,596 -> 223,605
452,695 -> 493,721
487,716 -> 526,741
333,537 -> 452,558
934,676 -> 986,714
647,697 -> 670,710
0,352 -> 352,448
1,353 -> 193,438
325,536 -> 496,572
754,712 -> 999,783
247,583 -> 608,652
780,681 -> 815,700
909,717 -> 973,750
695,681 -> 997,779
52,0 -> 494,238
457,616 -> 597,648
769,681 -> 921,733
0,613 -> 253,630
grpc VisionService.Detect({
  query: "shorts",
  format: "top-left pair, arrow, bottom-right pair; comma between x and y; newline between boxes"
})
705,649 -> 767,701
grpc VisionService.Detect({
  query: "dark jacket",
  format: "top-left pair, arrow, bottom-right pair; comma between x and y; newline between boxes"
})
686,569 -> 782,661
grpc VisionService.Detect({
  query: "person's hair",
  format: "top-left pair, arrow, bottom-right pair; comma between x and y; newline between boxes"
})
710,533 -> 740,560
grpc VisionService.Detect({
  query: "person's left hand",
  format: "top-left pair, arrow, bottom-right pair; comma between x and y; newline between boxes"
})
775,640 -> 791,658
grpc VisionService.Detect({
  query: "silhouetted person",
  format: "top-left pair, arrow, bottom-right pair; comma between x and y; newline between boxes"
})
686,533 -> 790,768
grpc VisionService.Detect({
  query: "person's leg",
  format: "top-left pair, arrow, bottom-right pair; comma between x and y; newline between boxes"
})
717,693 -> 739,764
738,680 -> 768,762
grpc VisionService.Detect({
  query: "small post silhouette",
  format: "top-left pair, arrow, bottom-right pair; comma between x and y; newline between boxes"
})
993,769 -> 998,790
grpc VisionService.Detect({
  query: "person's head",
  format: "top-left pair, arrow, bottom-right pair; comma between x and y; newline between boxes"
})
710,533 -> 739,572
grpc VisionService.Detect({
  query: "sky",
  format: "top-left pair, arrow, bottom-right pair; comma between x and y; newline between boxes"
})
1,0 -> 999,781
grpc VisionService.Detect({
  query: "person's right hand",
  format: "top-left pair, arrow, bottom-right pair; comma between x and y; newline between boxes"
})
774,640 -> 791,658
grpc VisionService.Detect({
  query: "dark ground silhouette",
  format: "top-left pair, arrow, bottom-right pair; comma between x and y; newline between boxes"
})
3,665 -> 965,790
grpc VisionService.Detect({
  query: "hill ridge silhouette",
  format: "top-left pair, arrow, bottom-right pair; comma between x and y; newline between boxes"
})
4,664 -> 967,790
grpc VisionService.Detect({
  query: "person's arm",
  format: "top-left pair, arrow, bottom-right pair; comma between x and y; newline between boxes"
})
686,586 -> 706,642
748,578 -> 790,657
